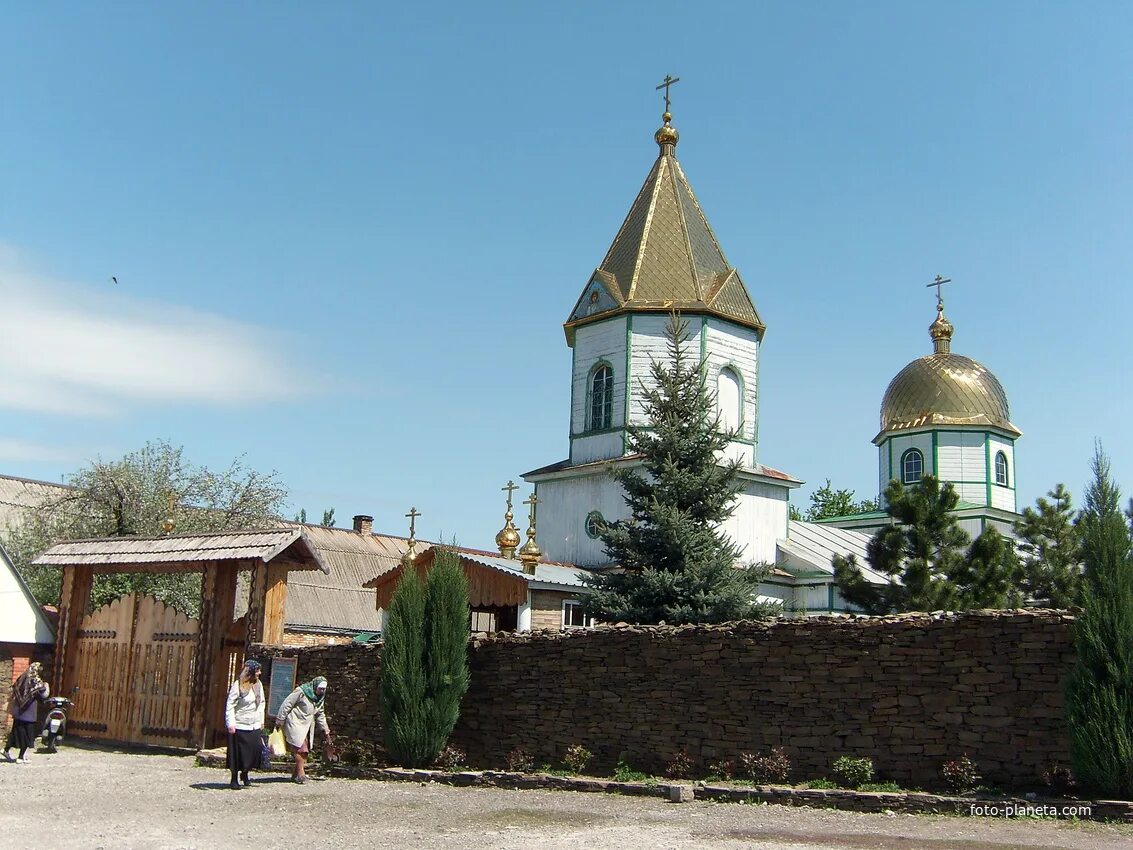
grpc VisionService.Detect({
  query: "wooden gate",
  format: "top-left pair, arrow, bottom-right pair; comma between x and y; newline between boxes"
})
70,594 -> 199,746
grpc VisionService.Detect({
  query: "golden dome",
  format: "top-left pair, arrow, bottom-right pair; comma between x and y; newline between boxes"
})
655,112 -> 679,150
877,305 -> 1020,440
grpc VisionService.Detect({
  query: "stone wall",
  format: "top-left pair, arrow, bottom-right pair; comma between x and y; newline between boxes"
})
252,610 -> 1076,789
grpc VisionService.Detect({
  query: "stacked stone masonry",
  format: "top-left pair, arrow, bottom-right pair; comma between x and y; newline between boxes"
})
251,610 -> 1075,789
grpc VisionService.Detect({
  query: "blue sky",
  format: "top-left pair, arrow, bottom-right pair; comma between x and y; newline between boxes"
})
3,2 -> 1132,546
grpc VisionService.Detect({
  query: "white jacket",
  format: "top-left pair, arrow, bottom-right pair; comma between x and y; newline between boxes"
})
225,680 -> 265,731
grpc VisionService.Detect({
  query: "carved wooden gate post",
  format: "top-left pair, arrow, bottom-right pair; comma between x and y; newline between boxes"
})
53,564 -> 93,695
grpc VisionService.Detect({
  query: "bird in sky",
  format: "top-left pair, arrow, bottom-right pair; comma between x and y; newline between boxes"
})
111,276 -> 118,284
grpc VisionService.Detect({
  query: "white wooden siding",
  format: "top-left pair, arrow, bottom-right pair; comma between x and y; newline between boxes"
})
879,432 -> 934,498
570,318 -> 628,436
936,431 -> 988,485
705,318 -> 760,446
533,474 -> 630,567
724,478 -> 790,565
989,435 -> 1017,512
570,432 -> 624,465
533,467 -> 790,569
627,315 -> 674,424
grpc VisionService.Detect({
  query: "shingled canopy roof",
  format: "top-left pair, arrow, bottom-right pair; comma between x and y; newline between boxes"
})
34,527 -> 330,574
563,117 -> 764,345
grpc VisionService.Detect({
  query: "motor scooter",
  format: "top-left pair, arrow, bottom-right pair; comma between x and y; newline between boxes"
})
40,687 -> 78,753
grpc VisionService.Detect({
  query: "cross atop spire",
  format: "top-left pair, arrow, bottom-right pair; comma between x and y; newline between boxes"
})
405,507 -> 420,542
655,74 -> 680,113
927,274 -> 951,308
502,480 -> 518,512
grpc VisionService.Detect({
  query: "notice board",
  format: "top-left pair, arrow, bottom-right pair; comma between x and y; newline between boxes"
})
267,657 -> 297,718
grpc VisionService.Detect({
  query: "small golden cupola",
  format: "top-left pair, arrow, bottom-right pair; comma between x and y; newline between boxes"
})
878,295 -> 1019,441
495,481 -> 522,560
517,493 -> 542,575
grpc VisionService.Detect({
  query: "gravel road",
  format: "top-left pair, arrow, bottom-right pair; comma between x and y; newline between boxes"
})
1,743 -> 1131,850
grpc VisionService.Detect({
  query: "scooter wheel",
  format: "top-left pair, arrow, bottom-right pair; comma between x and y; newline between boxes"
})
46,736 -> 57,754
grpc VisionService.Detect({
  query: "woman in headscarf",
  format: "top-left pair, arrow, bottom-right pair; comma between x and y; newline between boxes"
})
4,661 -> 50,763
275,675 -> 331,784
224,660 -> 265,790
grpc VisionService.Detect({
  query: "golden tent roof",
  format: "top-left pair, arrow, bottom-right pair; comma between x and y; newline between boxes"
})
563,112 -> 764,345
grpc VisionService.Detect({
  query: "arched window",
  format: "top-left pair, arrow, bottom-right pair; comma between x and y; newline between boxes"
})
717,367 -> 742,434
995,451 -> 1009,487
589,364 -> 613,431
901,448 -> 924,484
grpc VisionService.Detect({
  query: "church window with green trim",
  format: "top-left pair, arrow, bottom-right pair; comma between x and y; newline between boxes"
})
901,448 -> 924,484
588,364 -> 613,431
995,451 -> 1009,486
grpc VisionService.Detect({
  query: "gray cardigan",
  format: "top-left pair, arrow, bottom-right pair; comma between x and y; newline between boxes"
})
276,688 -> 330,749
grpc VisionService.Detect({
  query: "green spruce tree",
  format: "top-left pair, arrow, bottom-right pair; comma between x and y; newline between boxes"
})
579,313 -> 774,625
380,549 -> 471,768
422,550 -> 471,758
1015,484 -> 1082,607
1065,447 -> 1133,797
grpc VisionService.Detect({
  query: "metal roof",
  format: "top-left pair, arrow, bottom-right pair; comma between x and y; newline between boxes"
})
264,525 -> 425,633
0,474 -> 73,539
563,123 -> 764,344
33,527 -> 330,573
458,552 -> 587,589
777,521 -> 888,585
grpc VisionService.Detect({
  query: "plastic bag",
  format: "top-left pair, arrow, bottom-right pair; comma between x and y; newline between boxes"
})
267,728 -> 286,757
260,738 -> 272,769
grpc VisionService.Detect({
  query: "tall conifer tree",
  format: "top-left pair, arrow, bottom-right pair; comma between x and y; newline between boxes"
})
380,549 -> 470,768
579,313 -> 774,625
1065,447 -> 1133,797
1015,484 -> 1083,607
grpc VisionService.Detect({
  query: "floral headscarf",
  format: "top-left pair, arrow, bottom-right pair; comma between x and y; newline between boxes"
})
12,662 -> 47,712
299,676 -> 327,707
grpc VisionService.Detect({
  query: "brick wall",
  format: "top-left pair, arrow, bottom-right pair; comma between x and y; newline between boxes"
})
0,646 -> 11,734
252,610 -> 1076,789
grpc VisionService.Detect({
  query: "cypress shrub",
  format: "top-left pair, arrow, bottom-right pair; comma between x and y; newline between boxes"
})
423,549 -> 471,758
1065,447 -> 1133,797
380,565 -> 430,767
380,549 -> 470,768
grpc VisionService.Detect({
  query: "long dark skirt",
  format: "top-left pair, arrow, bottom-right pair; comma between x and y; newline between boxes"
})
226,729 -> 263,774
6,720 -> 37,752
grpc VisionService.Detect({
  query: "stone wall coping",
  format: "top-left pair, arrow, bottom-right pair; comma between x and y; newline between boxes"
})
252,762 -> 1125,822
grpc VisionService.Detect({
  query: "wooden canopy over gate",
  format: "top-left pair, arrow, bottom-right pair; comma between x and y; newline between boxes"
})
35,527 -> 329,749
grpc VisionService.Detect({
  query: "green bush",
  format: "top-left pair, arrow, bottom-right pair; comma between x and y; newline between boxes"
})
613,760 -> 649,782
380,549 -> 470,768
505,746 -> 535,773
664,749 -> 693,779
831,756 -> 875,789
941,754 -> 981,794
563,745 -> 594,774
740,747 -> 791,784
433,745 -> 466,772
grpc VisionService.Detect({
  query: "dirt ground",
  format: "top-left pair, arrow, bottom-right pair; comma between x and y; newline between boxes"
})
1,743 -> 1131,850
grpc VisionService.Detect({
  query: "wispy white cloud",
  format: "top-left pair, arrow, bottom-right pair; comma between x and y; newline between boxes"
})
0,438 -> 75,463
0,249 -> 307,417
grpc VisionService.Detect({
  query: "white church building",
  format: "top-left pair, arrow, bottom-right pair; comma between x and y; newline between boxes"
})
523,105 -> 1024,615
